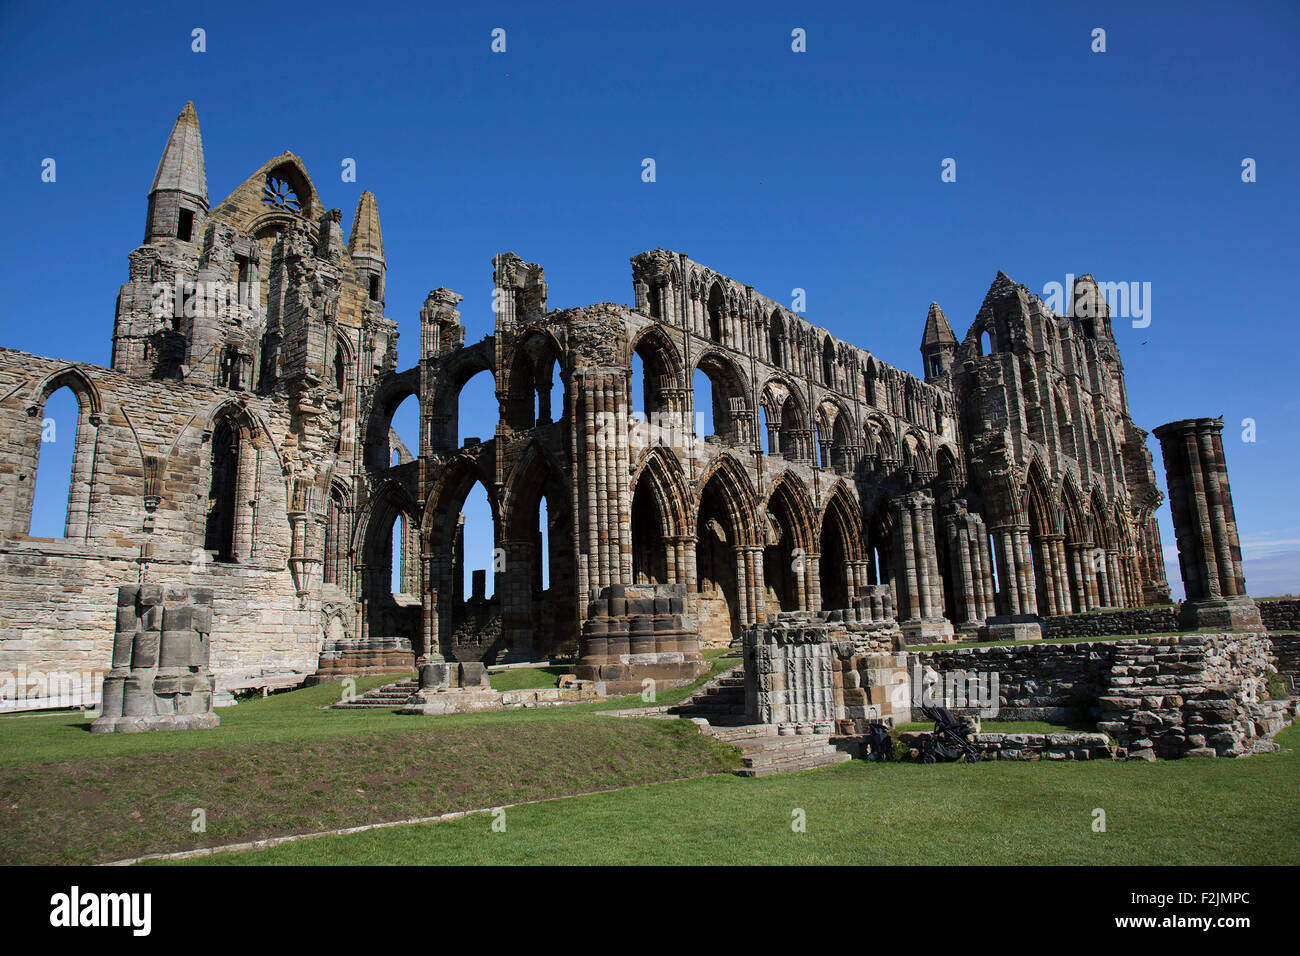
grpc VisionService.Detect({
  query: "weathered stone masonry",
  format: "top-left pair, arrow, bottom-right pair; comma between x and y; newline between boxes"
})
0,103 -> 1193,706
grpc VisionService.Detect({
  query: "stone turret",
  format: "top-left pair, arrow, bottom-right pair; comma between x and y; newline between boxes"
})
144,101 -> 208,245
920,301 -> 956,382
348,191 -> 385,308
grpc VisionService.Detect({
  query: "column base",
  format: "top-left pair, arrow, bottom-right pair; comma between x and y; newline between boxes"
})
1178,596 -> 1264,632
900,617 -> 956,645
979,615 -> 1044,642
418,659 -> 491,690
91,713 -> 220,734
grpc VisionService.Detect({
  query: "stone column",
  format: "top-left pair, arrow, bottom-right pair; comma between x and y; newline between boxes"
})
1153,417 -> 1262,630
893,493 -> 953,643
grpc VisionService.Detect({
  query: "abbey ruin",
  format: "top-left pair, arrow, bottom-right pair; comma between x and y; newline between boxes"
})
0,102 -> 1233,712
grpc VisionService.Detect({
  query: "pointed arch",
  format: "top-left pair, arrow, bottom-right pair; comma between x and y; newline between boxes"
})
768,309 -> 787,369
1024,459 -> 1058,616
693,349 -> 753,446
820,481 -> 865,613
694,453 -> 759,641
630,446 -> 690,586
500,439 -> 576,658
20,367 -> 105,541
202,401 -> 272,563
505,327 -> 566,430
630,324 -> 685,419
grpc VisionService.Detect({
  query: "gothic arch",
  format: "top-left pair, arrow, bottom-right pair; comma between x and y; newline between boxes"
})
20,367 -> 105,541
427,341 -> 495,451
365,367 -> 421,470
1024,459 -> 1058,616
500,439 -> 575,658
820,480 -> 866,613
505,327 -> 566,430
768,309 -> 787,369
630,446 -> 691,585
630,324 -> 685,418
693,453 -> 759,547
693,349 -> 752,445
202,402 -> 271,563
28,366 -> 103,418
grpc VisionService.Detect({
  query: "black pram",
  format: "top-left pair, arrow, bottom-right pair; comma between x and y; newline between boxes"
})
918,701 -> 982,764
865,721 -> 893,761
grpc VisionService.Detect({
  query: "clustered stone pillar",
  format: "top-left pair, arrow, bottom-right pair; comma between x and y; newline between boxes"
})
891,492 -> 954,644
92,584 -> 219,733
575,368 -> 633,598
1153,417 -> 1262,631
944,503 -> 995,631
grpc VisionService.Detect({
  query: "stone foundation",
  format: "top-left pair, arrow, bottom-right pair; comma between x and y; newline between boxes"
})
1270,633 -> 1300,694
1097,632 -> 1288,759
400,676 -> 600,715
917,631 -> 1292,758
1259,598 -> 1300,632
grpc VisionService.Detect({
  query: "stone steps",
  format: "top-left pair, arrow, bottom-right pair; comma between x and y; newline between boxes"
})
666,666 -> 746,721
330,679 -> 419,709
732,734 -> 852,777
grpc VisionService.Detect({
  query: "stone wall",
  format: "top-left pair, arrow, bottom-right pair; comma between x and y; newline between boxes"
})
1040,606 -> 1178,641
897,730 -> 1112,761
915,641 -> 1114,723
917,632 -> 1292,758
1270,634 -> 1300,694
1259,598 -> 1300,632
1097,633 -> 1289,759
0,351 -> 326,704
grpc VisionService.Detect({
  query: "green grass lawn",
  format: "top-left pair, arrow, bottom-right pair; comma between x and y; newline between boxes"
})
4,647 -> 1295,867
489,666 -> 570,691
175,724 -> 1300,866
0,651 -> 741,865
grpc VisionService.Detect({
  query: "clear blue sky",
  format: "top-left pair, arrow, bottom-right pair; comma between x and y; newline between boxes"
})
3,0 -> 1297,599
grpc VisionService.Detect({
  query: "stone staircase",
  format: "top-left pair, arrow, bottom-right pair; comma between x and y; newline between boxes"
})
666,666 -> 748,725
708,724 -> 852,777
665,664 -> 852,776
329,678 -> 418,710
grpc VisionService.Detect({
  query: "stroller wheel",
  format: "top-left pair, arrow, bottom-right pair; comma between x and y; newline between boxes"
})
922,753 -> 936,765
964,753 -> 980,764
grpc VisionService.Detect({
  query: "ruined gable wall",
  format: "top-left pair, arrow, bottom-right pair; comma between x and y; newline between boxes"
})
0,349 -> 325,698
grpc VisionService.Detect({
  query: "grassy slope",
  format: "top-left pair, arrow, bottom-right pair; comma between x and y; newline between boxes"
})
184,725 -> 1300,866
0,653 -> 741,864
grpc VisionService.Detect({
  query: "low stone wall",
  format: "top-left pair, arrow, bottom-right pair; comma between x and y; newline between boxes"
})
1271,634 -> 1300,693
400,678 -> 600,715
1040,606 -> 1178,641
896,730 -> 1112,761
1098,633 -> 1291,759
914,641 -> 1114,723
1260,598 -> 1300,632
916,633 -> 1292,758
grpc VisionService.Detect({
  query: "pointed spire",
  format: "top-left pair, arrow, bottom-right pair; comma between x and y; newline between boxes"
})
150,101 -> 207,204
921,301 -> 957,348
348,191 -> 384,260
